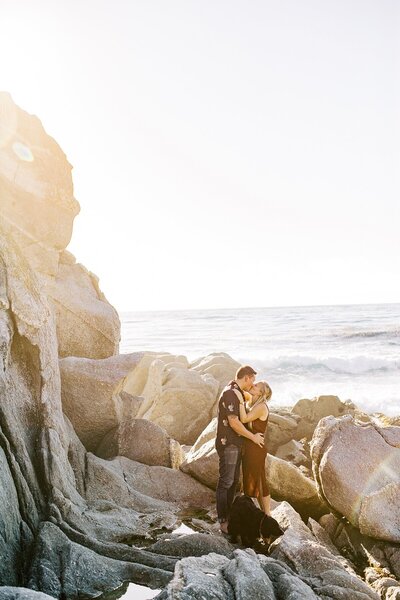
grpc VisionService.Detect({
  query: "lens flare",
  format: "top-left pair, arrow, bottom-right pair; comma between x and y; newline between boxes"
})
350,450 -> 400,523
12,141 -> 34,162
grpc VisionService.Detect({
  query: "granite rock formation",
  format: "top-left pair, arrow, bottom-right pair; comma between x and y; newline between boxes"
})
0,91 -> 120,359
311,415 -> 400,543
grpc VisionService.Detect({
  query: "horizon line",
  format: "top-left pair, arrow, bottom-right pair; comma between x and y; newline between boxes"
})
118,300 -> 400,315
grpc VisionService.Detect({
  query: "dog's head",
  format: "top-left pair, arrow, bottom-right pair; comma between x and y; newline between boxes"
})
260,515 -> 284,545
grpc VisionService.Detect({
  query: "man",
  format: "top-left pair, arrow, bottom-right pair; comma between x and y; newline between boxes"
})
215,365 -> 264,534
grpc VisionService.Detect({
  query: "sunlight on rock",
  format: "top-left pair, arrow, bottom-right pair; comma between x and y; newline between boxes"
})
0,93 -> 17,148
171,523 -> 196,536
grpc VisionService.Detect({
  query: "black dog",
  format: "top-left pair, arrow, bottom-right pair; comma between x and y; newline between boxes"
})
228,495 -> 283,548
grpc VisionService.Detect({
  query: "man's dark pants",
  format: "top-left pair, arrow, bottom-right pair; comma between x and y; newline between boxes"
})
216,444 -> 241,522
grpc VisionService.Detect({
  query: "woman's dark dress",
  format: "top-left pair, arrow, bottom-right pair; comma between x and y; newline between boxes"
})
242,414 -> 269,497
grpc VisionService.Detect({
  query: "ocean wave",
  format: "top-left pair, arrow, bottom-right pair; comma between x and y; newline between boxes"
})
252,354 -> 400,376
336,327 -> 400,340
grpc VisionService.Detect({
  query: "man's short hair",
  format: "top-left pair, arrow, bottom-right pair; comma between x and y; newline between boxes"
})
236,365 -> 257,380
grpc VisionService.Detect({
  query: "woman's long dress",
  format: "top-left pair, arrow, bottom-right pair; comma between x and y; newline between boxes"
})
242,415 -> 269,497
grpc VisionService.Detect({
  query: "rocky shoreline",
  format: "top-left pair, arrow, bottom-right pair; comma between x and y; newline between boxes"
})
0,93 -> 399,600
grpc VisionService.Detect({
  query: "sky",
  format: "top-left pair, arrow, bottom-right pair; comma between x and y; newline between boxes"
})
1,0 -> 399,311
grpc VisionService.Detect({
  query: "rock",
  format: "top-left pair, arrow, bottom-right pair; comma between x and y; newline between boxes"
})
189,418 -> 217,454
125,353 -> 189,399
158,544 -> 358,599
155,552 -> 233,600
180,437 -> 218,489
268,455 -> 328,520
270,502 -> 379,599
96,418 -> 181,468
147,532 -> 235,558
275,439 -> 309,466
365,568 -> 400,600
0,589 -> 56,600
60,353 -> 144,451
190,353 -> 241,398
318,513 -> 400,598
0,225 -> 66,585
138,360 -> 220,445
0,93 -> 119,359
156,549 -> 279,600
292,395 -> 357,440
372,414 -> 400,428
44,258 -> 120,359
0,92 -> 79,277
85,454 -> 215,510
257,556 -> 319,599
159,504 -> 362,600
180,419 -> 218,488
367,543 -> 400,582
311,415 -> 400,542
307,517 -> 349,559
170,438 -> 186,470
267,410 -> 299,454
28,522 -> 173,598
0,448 -> 23,586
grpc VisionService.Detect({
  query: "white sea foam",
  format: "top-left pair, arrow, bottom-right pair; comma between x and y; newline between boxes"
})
120,303 -> 400,415
247,354 -> 400,375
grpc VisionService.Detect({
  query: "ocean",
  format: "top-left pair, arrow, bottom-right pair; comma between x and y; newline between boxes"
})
120,303 -> 400,416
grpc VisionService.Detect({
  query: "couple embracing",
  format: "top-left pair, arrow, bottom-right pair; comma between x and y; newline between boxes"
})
216,365 -> 272,534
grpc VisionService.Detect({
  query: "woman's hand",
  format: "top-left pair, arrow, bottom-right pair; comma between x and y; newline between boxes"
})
243,391 -> 252,404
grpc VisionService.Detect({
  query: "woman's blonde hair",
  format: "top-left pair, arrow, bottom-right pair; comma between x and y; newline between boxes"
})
256,380 -> 272,402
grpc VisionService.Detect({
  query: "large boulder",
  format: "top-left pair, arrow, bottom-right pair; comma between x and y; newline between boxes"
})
59,353 -> 143,451
156,550 -> 280,600
267,410 -> 300,454
268,455 -> 327,520
45,252 -> 120,359
0,92 -> 79,276
96,418 -> 183,468
180,419 -> 218,489
137,359 -> 220,445
122,352 -> 187,398
190,352 -> 241,399
292,395 -> 358,440
311,415 -> 400,542
0,92 -> 119,359
85,455 -> 215,509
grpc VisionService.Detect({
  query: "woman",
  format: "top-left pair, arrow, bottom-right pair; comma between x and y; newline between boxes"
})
239,381 -> 272,515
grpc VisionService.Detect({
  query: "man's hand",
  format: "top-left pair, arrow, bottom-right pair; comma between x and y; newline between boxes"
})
228,415 -> 265,447
252,432 -> 264,448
